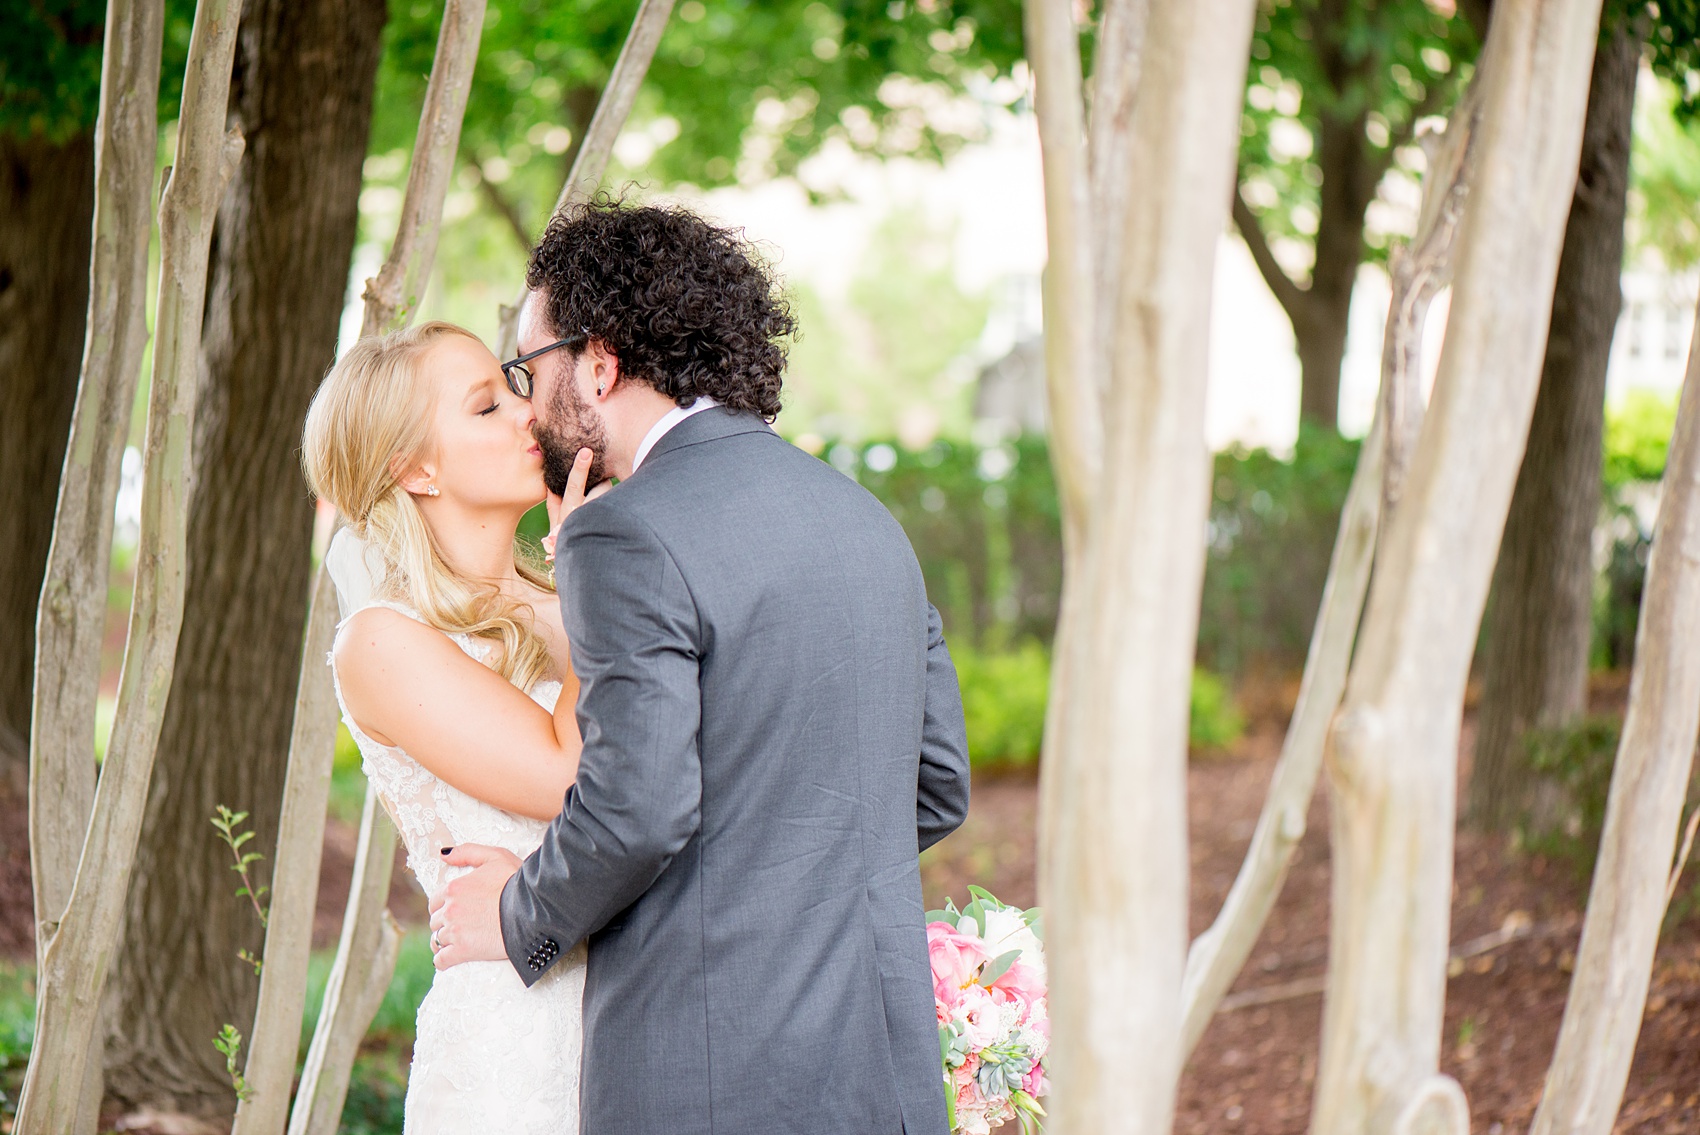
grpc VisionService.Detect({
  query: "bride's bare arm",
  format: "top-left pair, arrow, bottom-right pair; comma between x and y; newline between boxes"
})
334,606 -> 581,821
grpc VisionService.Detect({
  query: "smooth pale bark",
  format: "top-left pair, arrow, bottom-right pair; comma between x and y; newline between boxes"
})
1084,0 -> 1147,441
1469,21 -> 1639,830
12,0 -> 247,1128
267,4 -> 485,1127
1025,0 -> 1102,542
1181,81 -> 1481,1058
494,0 -> 678,357
1041,3 -> 1255,1133
1180,420 -> 1382,1055
29,0 -> 163,971
1026,0 -> 1108,909
359,0 -> 486,339
287,790 -> 402,1135
1309,2 -> 1603,1132
229,561 -> 352,1134
1527,294 -> 1700,1135
1379,79 -> 1481,516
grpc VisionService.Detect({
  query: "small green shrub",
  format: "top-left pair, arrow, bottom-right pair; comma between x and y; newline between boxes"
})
1189,668 -> 1246,753
1520,717 -> 1622,877
1199,427 -> 1362,675
0,962 -> 34,1122
1518,717 -> 1700,926
952,641 -> 1050,767
1595,392 -> 1680,670
1603,390 -> 1679,490
328,723 -> 370,825
949,643 -> 1243,765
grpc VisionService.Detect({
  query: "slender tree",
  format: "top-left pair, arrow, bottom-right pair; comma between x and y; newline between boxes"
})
1310,0 -> 1604,1129
1180,71 -> 1484,1054
13,0 -> 247,1125
0,4 -> 101,796
1529,282 -> 1700,1135
1232,0 -> 1479,429
101,0 -> 388,1116
1028,1 -> 1257,1131
1469,10 -> 1641,829
1470,2 -> 1700,831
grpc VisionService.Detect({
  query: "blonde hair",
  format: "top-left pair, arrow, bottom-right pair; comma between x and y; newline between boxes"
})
303,320 -> 556,690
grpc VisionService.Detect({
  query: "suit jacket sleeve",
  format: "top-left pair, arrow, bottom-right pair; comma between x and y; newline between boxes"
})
500,500 -> 702,984
916,602 -> 970,852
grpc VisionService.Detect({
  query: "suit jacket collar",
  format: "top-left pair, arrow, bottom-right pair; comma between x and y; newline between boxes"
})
632,405 -> 774,472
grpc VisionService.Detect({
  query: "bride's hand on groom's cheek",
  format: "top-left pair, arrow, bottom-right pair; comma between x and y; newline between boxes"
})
428,844 -> 522,970
543,448 -> 603,564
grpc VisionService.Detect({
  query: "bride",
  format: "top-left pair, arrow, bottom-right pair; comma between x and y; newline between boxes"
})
302,319 -> 596,1132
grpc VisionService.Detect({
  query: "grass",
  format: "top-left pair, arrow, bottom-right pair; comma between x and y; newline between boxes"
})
329,723 -> 372,825
0,931 -> 436,1132
0,962 -> 34,1120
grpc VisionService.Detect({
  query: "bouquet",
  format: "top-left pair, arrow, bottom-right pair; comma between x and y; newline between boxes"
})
927,886 -> 1048,1134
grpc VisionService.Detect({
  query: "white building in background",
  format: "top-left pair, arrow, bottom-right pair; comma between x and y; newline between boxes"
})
1610,266 -> 1699,401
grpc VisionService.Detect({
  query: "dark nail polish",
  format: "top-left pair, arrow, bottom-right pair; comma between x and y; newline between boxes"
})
440,846 -> 453,855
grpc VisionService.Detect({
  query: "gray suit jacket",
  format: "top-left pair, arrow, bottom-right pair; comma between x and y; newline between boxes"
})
500,407 -> 971,1135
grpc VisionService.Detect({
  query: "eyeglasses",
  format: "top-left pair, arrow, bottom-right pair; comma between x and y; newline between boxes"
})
500,330 -> 589,399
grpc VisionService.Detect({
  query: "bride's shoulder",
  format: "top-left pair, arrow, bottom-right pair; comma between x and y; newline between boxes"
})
333,604 -> 468,683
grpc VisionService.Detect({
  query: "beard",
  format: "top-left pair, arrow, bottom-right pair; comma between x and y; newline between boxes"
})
536,373 -> 610,495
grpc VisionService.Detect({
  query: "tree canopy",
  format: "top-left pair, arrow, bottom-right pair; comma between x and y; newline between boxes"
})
0,0 -> 195,141
373,0 -> 1027,245
1235,0 -> 1478,267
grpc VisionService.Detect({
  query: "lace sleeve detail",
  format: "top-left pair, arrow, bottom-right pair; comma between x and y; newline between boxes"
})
327,600 -> 520,899
328,601 -> 462,896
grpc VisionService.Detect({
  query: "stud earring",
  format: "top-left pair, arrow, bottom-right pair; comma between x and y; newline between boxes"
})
425,485 -> 440,497
596,386 -> 604,397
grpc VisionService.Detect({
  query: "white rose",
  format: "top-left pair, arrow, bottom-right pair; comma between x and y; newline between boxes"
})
981,906 -> 1046,980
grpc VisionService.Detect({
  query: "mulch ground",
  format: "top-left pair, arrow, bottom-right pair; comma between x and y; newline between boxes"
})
918,676 -> 1700,1135
4,672 -> 1698,1134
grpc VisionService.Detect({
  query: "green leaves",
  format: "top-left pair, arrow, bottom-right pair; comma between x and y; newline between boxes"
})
978,948 -> 1022,986
370,0 -> 1027,248
1236,0 -> 1479,268
0,0 -> 196,142
212,1023 -> 253,1101
211,804 -> 269,930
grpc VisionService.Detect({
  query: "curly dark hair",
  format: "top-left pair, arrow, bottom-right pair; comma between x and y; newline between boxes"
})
525,197 -> 797,420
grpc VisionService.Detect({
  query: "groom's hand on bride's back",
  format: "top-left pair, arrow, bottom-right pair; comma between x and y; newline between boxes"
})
429,844 -> 522,970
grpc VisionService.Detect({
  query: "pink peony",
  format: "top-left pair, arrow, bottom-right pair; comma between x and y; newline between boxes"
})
955,984 -> 1003,1049
988,957 -> 1045,1009
1022,1063 -> 1048,1099
928,921 -> 989,1009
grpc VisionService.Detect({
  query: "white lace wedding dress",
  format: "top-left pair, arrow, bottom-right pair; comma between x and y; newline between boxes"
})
330,599 -> 587,1134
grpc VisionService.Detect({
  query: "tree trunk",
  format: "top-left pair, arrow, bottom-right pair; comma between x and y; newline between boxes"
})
0,133 -> 95,794
1039,0 -> 1256,1130
1528,276 -> 1700,1135
1298,85 -> 1375,431
1310,0 -> 1604,1128
1467,19 -> 1640,831
101,0 -> 386,1116
14,0 -> 248,1119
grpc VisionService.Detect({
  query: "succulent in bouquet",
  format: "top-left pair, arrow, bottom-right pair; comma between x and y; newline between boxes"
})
926,886 -> 1049,1134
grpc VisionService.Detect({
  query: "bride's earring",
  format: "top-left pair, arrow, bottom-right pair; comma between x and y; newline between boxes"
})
425,485 -> 440,497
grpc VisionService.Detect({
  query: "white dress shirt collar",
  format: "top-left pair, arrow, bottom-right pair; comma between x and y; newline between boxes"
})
631,395 -> 721,473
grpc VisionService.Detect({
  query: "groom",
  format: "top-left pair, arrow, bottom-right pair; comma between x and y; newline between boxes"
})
429,200 -> 971,1135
